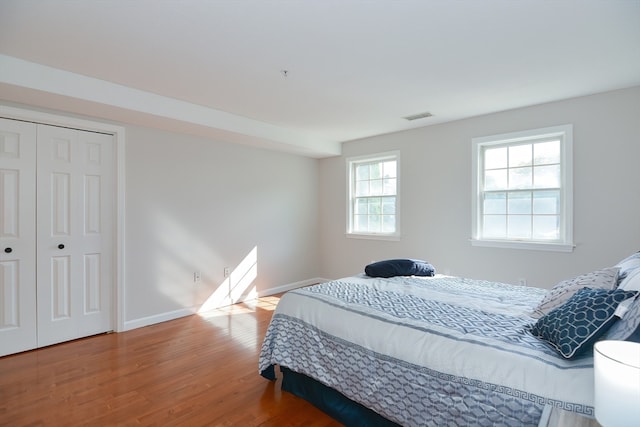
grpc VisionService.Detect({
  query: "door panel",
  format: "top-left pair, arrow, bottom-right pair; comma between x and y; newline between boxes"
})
51,255 -> 71,319
51,172 -> 71,235
36,124 -> 113,347
1,261 -> 20,326
85,175 -> 101,234
76,129 -> 114,337
1,169 -> 19,237
0,118 -> 37,357
0,119 -> 114,356
84,253 -> 101,313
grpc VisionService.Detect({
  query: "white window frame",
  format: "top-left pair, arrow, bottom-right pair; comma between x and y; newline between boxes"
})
471,125 -> 574,252
346,151 -> 400,240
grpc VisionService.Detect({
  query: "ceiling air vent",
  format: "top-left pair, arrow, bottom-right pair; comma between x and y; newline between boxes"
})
403,112 -> 433,121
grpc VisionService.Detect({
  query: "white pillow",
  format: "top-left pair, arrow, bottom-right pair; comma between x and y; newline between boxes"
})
531,267 -> 620,318
619,267 -> 640,291
615,251 -> 640,285
606,294 -> 640,341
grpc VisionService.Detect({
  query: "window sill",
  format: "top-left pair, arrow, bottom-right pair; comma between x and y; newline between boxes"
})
470,238 -> 574,252
346,232 -> 401,242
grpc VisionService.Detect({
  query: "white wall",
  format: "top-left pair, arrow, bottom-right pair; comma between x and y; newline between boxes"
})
125,126 -> 320,326
1,100 -> 321,330
4,85 -> 638,331
318,86 -> 640,288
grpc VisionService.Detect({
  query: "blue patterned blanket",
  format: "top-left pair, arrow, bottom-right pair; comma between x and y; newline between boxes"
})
259,275 -> 595,426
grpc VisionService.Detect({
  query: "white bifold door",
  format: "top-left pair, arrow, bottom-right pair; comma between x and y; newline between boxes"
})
0,118 -> 114,357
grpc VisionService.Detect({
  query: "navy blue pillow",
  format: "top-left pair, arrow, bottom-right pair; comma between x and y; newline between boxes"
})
531,288 -> 637,359
364,259 -> 435,278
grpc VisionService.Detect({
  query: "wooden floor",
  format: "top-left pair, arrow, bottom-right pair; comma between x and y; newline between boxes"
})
0,295 -> 342,426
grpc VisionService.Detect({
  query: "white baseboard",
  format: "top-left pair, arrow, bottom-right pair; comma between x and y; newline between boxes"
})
122,277 -> 331,332
257,277 -> 330,297
122,307 -> 195,331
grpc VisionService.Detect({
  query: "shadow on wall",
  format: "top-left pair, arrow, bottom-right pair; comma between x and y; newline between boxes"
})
151,211 -> 258,315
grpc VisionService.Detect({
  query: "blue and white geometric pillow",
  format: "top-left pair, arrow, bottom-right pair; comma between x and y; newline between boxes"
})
531,267 -> 620,319
605,294 -> 640,342
530,287 -> 637,359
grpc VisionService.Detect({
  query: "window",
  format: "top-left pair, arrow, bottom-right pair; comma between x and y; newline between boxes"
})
471,125 -> 573,252
347,151 -> 400,239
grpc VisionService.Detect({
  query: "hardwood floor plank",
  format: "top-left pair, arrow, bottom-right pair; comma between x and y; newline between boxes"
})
0,296 -> 342,427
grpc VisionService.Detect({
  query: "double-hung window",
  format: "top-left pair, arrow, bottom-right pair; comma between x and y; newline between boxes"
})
471,125 -> 573,252
347,151 -> 400,239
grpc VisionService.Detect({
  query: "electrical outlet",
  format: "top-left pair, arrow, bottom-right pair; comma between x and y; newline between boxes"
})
224,267 -> 230,278
194,271 -> 201,282
517,278 -> 527,286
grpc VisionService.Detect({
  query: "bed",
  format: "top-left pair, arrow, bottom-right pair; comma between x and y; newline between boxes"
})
259,255 -> 640,427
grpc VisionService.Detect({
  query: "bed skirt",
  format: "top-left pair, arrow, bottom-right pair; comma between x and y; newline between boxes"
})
262,364 -> 400,426
261,364 -> 600,427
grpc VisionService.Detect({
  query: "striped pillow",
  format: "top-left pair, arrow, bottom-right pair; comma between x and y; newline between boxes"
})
531,267 -> 620,318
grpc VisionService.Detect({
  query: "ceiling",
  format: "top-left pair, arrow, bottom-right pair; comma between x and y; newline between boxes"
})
1,0 -> 639,158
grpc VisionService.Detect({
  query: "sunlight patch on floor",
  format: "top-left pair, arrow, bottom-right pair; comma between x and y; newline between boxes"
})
199,294 -> 281,319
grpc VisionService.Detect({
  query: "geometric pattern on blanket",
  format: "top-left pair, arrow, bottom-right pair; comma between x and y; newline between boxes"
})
259,277 -> 596,426
261,314 -> 564,427
303,280 -> 556,355
407,276 -> 548,305
308,276 -> 547,308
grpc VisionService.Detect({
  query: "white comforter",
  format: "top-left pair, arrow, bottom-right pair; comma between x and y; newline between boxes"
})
259,275 -> 596,426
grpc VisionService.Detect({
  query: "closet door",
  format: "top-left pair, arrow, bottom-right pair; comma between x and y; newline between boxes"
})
0,118 -> 37,357
36,125 -> 114,347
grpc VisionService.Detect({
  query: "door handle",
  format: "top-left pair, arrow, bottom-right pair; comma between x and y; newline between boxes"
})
58,244 -> 65,249
4,247 -> 12,253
